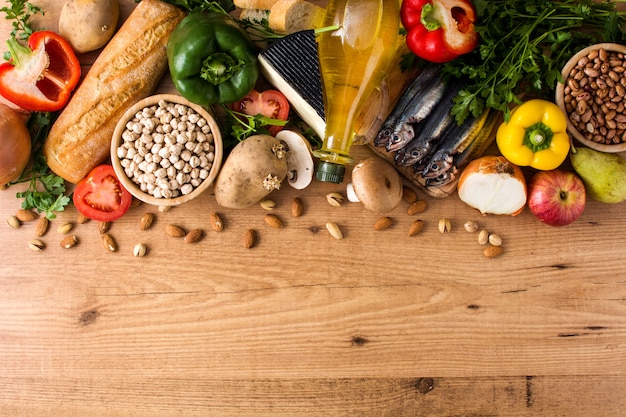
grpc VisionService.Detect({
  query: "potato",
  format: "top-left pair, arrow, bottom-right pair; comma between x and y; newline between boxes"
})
214,135 -> 290,209
59,0 -> 120,54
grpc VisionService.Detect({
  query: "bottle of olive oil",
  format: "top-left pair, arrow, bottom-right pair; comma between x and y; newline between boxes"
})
313,0 -> 399,183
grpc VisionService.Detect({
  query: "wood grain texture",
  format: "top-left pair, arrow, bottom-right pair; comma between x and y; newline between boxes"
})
1,1 -> 625,416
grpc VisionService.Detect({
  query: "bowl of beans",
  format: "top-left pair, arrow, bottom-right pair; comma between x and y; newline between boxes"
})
111,94 -> 223,206
555,43 -> 626,153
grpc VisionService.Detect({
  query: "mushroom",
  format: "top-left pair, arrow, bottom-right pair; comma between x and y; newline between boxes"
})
276,130 -> 314,190
349,156 -> 403,213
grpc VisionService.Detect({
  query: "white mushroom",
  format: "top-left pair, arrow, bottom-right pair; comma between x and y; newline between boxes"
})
276,130 -> 314,190
350,157 -> 403,214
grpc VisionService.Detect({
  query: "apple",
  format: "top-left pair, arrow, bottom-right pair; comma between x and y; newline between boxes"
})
527,169 -> 586,227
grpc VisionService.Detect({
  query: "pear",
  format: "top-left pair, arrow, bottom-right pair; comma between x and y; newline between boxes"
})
570,147 -> 626,203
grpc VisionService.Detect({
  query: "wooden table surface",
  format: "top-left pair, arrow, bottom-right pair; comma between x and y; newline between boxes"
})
1,1 -> 625,416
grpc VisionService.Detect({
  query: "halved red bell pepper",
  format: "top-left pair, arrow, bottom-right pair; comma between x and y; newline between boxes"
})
401,0 -> 479,64
0,30 -> 81,112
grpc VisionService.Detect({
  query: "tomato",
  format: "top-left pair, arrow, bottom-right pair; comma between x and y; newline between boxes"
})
73,165 -> 133,222
231,89 -> 290,135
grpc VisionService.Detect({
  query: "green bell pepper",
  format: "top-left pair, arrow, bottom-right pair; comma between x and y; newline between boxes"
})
167,12 -> 259,106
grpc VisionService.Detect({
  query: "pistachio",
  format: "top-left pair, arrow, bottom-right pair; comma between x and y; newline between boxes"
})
291,197 -> 304,217
56,222 -> 74,235
478,229 -> 489,245
16,209 -> 38,222
60,235 -> 78,249
102,233 -> 117,252
28,239 -> 45,252
210,212 -> 224,232
326,192 -> 344,207
438,218 -> 451,234
488,233 -> 503,247
7,215 -> 21,229
139,212 -> 155,231
407,200 -> 428,215
374,216 -> 393,231
325,221 -> 344,240
165,224 -> 186,238
243,229 -> 257,249
260,199 -> 276,211
158,205 -> 171,212
463,220 -> 479,233
408,219 -> 424,237
34,217 -> 50,237
133,242 -> 147,257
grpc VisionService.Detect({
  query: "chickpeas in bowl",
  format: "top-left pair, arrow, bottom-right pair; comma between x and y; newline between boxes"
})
111,94 -> 223,206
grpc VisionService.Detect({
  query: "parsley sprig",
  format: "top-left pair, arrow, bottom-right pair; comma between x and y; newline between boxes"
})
443,0 -> 626,123
10,112 -> 71,220
220,105 -> 288,144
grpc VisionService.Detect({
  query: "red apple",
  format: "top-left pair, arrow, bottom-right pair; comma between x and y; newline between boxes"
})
528,170 -> 586,227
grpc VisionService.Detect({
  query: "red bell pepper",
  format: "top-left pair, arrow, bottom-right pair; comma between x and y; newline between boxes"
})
0,30 -> 81,112
401,0 -> 479,63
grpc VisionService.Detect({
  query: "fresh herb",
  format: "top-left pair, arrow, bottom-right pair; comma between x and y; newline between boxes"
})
220,105 -> 287,145
10,112 -> 71,220
158,0 -> 234,13
0,0 -> 43,60
442,0 -> 626,123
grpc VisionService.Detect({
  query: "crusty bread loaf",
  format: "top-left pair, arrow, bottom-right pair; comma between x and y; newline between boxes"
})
234,0 -> 279,9
43,0 -> 186,183
239,0 -> 326,34
268,0 -> 326,34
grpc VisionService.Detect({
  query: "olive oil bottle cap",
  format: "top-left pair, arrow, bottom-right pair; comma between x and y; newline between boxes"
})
316,161 -> 345,184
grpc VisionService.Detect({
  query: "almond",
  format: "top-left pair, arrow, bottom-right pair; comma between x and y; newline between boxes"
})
98,221 -> 111,234
407,200 -> 428,215
16,209 -> 38,222
102,233 -> 117,252
291,197 -> 304,217
165,224 -> 186,237
374,216 -> 393,231
7,215 -> 21,229
243,228 -> 257,249
76,213 -> 90,224
264,213 -> 283,228
60,235 -> 78,249
483,245 -> 504,258
34,217 -> 49,237
402,186 -> 418,204
184,228 -> 204,244
408,219 -> 424,237
139,212 -> 155,231
210,212 -> 224,232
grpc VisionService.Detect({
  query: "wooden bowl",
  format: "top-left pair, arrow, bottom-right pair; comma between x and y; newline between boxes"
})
555,42 -> 626,153
111,94 -> 223,207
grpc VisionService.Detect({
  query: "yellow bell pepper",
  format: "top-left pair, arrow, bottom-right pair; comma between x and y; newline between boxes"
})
495,99 -> 570,171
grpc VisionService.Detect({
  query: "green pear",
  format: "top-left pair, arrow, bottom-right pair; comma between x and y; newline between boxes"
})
570,147 -> 626,203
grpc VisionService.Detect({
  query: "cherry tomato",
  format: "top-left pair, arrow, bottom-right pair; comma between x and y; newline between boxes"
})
231,89 -> 290,135
73,165 -> 133,222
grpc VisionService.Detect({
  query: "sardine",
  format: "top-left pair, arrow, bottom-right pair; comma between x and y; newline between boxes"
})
374,64 -> 443,148
393,80 -> 463,165
386,74 -> 449,152
420,108 -> 491,179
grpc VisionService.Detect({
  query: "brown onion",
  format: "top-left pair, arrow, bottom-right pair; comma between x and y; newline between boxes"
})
0,103 -> 31,185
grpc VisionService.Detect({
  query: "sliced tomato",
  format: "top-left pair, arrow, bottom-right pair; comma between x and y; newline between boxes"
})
231,89 -> 290,135
73,165 -> 133,222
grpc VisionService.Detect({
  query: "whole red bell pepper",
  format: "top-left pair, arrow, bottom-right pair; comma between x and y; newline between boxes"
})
0,30 -> 81,112
401,0 -> 479,63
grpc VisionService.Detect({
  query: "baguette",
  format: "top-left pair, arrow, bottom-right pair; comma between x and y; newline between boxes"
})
234,0 -> 279,8
239,0 -> 326,34
43,0 -> 186,183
